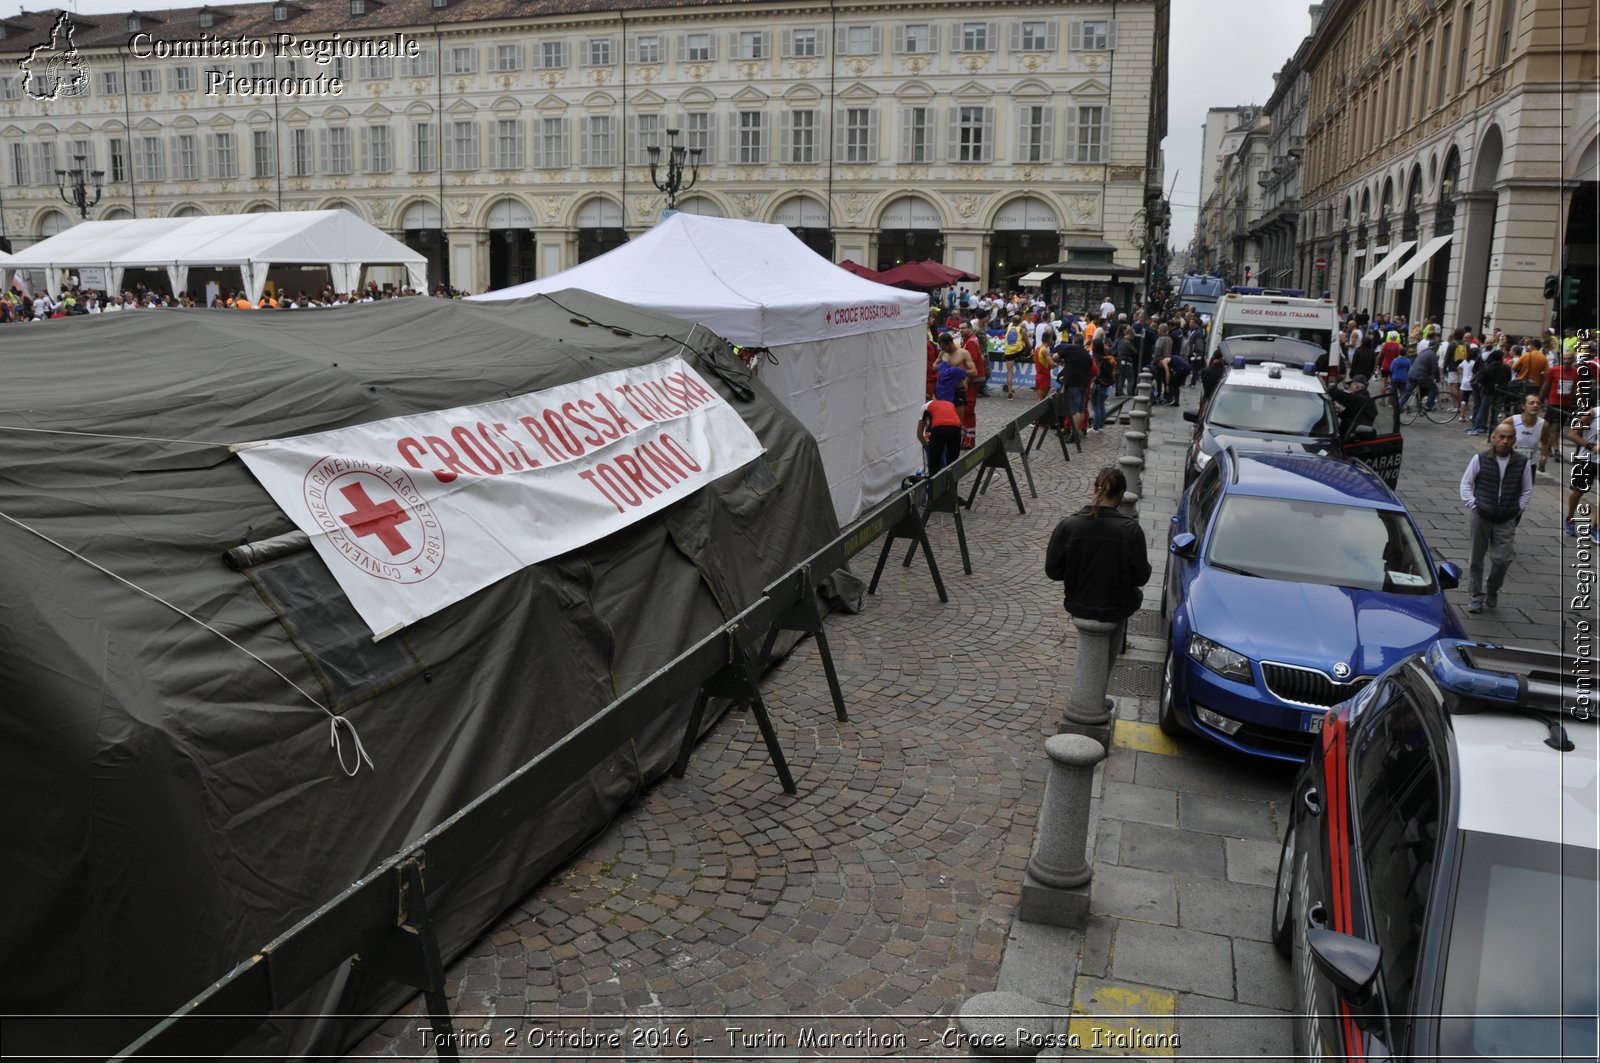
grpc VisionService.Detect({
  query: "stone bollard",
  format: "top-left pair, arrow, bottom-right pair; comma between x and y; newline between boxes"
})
1121,430 -> 1148,460
1118,453 -> 1145,501
1128,408 -> 1150,435
956,991 -> 1052,1061
1117,490 -> 1140,519
1060,617 -> 1118,736
1019,733 -> 1108,929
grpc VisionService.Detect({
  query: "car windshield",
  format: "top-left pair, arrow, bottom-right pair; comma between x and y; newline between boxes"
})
1219,321 -> 1334,348
1207,496 -> 1437,593
1437,832 -> 1598,1060
1207,386 -> 1338,435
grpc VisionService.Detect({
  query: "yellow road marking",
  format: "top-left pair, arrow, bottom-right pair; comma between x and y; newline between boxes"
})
1113,720 -> 1181,757
1068,978 -> 1179,1057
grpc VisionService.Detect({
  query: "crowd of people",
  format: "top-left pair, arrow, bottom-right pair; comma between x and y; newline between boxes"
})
1,278 -> 431,323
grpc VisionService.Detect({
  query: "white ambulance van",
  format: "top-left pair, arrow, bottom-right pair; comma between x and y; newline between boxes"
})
1205,290 -> 1341,373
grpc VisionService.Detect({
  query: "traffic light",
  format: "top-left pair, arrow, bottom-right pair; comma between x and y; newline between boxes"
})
1544,274 -> 1561,299
1562,274 -> 1582,311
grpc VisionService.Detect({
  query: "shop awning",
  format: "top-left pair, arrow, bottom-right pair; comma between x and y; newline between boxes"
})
1019,270 -> 1053,286
1384,233 -> 1453,285
1359,241 -> 1416,286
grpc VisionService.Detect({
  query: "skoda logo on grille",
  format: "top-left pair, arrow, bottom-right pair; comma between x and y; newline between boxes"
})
1332,662 -> 1351,679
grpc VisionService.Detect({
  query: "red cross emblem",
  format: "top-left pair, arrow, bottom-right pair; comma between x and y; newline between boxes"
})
337,482 -> 412,556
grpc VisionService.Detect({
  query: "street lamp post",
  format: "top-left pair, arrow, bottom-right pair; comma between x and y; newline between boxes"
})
646,128 -> 702,213
56,155 -> 104,220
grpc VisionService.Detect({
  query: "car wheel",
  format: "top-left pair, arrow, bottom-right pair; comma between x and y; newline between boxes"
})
1157,640 -> 1182,737
1270,822 -> 1296,958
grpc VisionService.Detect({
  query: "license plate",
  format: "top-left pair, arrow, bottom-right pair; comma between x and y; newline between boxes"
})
1303,713 -> 1325,734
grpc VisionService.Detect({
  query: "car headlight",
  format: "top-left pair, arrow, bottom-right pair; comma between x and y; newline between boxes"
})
1193,447 -> 1212,469
1188,634 -> 1254,684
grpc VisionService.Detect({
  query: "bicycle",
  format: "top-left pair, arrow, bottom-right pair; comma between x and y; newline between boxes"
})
1396,381 -> 1458,425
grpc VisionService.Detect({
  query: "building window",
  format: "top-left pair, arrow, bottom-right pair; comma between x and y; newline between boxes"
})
272,5 -> 288,23
539,41 -> 567,69
683,110 -> 713,163
290,128 -> 312,176
324,126 -> 352,174
736,30 -> 767,60
785,108 -> 817,163
251,130 -> 273,177
584,39 -> 613,67
491,44 -> 521,72
1018,103 -> 1052,162
952,105 -> 991,162
491,118 -> 524,169
167,65 -> 195,91
1016,21 -> 1054,51
535,117 -> 569,168
410,122 -> 436,171
1071,20 -> 1114,50
840,107 -> 875,163
896,24 -> 935,54
736,110 -> 766,164
1496,0 -> 1517,65
403,50 -> 436,77
844,26 -> 879,55
136,68 -> 157,94
958,22 -> 992,52
199,11 -> 214,28
246,60 -> 269,80
1457,4 -> 1472,94
359,55 -> 392,80
361,125 -> 391,173
1071,105 -> 1105,163
8,142 -> 28,185
99,70 -> 122,96
632,35 -> 661,63
628,112 -> 660,164
900,105 -> 933,162
580,115 -> 615,166
69,138 -> 94,171
350,0 -> 365,14
109,138 -> 127,182
0,77 -> 17,101
445,120 -> 478,171
447,47 -> 476,75
783,28 -> 820,58
173,134 -> 197,180
209,131 -> 237,178
1436,23 -> 1452,105
1420,42 -> 1432,114
332,57 -> 350,82
136,136 -> 164,181
683,32 -> 713,62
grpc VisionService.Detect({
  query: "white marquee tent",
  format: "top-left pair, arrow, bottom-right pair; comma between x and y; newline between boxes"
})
474,214 -> 928,523
5,210 -> 427,301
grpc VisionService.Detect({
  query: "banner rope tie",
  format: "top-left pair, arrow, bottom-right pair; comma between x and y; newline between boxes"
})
0,507 -> 375,777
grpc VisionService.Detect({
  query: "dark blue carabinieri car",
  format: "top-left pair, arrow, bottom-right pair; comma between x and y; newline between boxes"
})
1159,449 -> 1465,762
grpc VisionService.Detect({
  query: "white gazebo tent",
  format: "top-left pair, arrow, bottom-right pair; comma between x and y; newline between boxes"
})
473,214 -> 929,523
5,210 -> 427,300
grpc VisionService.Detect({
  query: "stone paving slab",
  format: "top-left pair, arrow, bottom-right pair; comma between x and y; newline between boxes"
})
346,382 -> 1577,1061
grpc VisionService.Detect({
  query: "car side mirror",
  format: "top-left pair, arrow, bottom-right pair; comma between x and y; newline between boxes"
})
1170,532 -> 1198,558
1438,561 -> 1462,589
1350,424 -> 1377,440
1183,410 -> 1199,423
1307,928 -> 1381,1006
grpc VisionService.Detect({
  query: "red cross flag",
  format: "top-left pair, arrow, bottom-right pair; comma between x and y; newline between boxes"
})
235,356 -> 765,638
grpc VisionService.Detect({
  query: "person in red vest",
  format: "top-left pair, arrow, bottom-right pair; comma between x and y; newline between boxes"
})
918,396 -> 963,476
959,320 -> 987,449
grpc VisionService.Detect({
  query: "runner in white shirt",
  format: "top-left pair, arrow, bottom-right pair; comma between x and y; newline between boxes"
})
1500,394 -> 1550,474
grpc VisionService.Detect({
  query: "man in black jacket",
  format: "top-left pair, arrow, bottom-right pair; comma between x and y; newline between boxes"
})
1457,422 -> 1533,613
1045,467 -> 1152,657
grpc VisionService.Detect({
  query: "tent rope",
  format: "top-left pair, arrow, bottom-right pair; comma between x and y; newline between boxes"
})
0,508 -> 376,778
0,424 -> 234,448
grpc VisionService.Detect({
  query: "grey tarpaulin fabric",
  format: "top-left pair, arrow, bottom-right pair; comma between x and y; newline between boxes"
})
0,291 -> 840,1057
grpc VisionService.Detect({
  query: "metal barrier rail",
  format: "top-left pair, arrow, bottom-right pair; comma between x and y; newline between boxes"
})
112,391 -> 1079,1060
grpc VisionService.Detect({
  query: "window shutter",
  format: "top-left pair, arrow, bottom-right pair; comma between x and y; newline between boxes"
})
835,111 -> 847,162
625,114 -> 637,164
579,119 -> 591,166
709,35 -> 719,61
319,128 -> 329,172
206,135 -> 217,177
870,27 -> 882,54
1040,104 -> 1054,161
779,109 -> 791,162
677,34 -> 686,62
893,25 -> 905,54
728,30 -> 740,57
928,25 -> 940,51
946,106 -> 960,161
1068,20 -> 1083,51
780,29 -> 792,58
1044,22 -> 1057,50
1107,21 -> 1118,49
1101,105 -> 1112,162
1065,107 -> 1080,161
900,107 -> 913,161
1010,22 -> 1021,52
558,117 -> 570,167
817,27 -> 828,56
1014,105 -> 1026,161
625,36 -> 636,63
868,107 -> 879,162
728,115 -> 740,163
761,31 -> 771,58
984,22 -> 996,51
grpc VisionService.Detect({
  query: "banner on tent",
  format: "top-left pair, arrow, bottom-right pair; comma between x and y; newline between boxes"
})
236,356 -> 764,638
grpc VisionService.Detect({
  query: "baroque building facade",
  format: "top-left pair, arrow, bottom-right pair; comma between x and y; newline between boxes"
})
1,0 -> 1169,297
1297,0 -> 1598,333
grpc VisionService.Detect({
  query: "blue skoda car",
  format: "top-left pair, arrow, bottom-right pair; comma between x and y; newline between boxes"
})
1159,449 -> 1465,762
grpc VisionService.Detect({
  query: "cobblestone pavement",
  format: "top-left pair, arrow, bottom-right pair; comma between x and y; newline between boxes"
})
349,380 -> 1582,1062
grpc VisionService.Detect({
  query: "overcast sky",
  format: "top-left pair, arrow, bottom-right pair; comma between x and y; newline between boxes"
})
52,0 -> 1313,249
